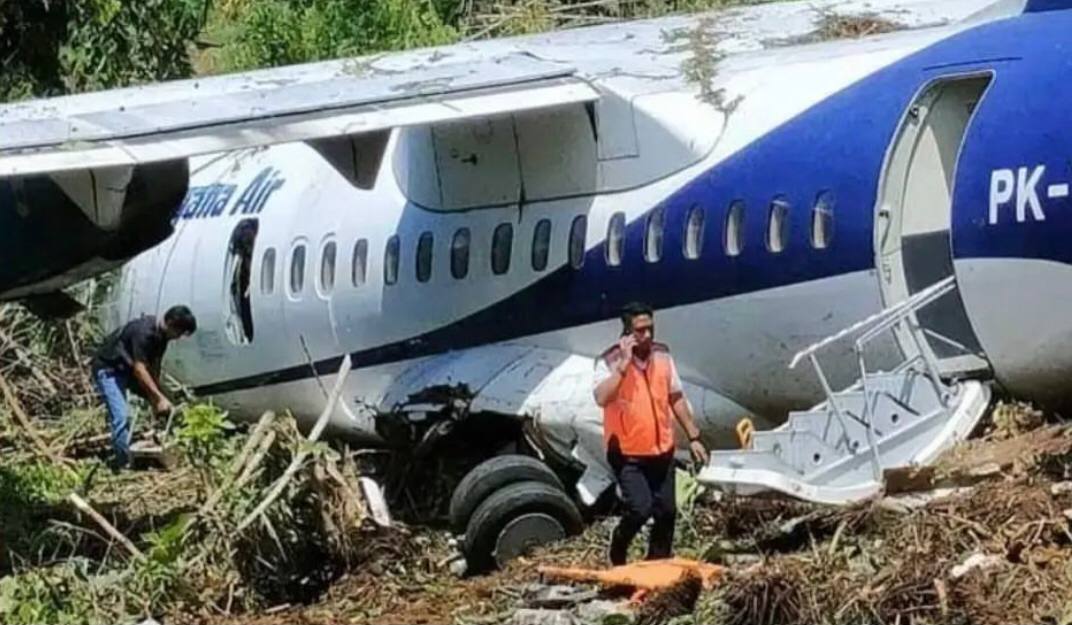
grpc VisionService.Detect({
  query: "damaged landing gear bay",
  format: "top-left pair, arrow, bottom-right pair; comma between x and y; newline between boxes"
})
374,382 -> 588,573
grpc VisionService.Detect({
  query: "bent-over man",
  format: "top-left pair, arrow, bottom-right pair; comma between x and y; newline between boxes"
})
92,306 -> 197,469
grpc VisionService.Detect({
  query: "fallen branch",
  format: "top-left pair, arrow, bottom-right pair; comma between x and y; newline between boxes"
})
200,410 -> 277,518
235,430 -> 277,490
0,370 -> 71,466
68,492 -> 145,561
237,355 -> 352,531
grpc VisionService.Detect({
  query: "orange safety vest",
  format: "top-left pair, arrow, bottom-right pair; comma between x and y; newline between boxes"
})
601,343 -> 675,457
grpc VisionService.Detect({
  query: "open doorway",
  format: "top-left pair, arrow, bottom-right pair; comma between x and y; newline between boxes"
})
226,218 -> 258,344
875,74 -> 992,376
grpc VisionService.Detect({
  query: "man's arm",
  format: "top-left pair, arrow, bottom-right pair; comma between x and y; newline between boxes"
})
667,359 -> 709,464
671,394 -> 709,464
594,337 -> 636,407
594,359 -> 627,407
132,361 -> 171,413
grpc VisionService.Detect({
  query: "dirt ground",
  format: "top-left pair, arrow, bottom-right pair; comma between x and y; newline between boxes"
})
182,409 -> 1072,625
5,402 -> 1072,625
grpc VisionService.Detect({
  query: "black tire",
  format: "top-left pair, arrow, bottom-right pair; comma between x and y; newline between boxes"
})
463,480 -> 583,573
449,455 -> 564,534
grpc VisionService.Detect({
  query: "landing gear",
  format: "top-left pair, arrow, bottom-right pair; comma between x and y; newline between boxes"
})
451,455 -> 582,573
449,454 -> 565,533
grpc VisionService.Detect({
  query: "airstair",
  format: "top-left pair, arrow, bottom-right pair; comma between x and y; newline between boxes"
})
698,277 -> 991,504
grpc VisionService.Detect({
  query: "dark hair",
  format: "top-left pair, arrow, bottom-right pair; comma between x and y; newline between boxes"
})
164,305 -> 197,336
620,301 -> 654,334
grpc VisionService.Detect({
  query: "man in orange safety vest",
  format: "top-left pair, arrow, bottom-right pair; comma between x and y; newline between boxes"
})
593,302 -> 709,565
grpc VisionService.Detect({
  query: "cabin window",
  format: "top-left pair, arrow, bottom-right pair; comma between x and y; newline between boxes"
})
532,219 -> 551,272
261,248 -> 276,295
351,239 -> 368,286
289,243 -> 306,296
416,231 -> 434,283
451,228 -> 471,279
811,191 -> 835,249
725,201 -> 744,257
569,215 -> 587,269
319,240 -> 337,295
384,235 -> 400,285
644,207 -> 665,263
684,205 -> 705,260
606,212 -> 625,267
226,219 -> 258,344
767,196 -> 790,253
492,223 -> 513,275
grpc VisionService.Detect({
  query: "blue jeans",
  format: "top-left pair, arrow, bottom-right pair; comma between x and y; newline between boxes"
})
94,368 -> 131,468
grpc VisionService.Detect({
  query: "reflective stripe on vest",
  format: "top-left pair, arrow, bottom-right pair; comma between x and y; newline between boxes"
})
602,351 -> 675,457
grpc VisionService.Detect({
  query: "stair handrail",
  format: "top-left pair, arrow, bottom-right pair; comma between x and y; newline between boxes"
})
790,276 -> 957,485
789,276 -> 956,370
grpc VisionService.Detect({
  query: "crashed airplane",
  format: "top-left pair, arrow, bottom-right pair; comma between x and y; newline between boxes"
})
5,0 -> 1067,570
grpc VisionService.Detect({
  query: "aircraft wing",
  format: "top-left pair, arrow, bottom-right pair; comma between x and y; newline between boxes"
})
0,54 -> 597,177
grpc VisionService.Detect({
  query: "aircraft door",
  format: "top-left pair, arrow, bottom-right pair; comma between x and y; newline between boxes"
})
875,74 -> 993,376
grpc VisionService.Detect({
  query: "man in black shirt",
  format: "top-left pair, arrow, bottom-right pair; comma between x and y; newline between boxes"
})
92,305 -> 197,468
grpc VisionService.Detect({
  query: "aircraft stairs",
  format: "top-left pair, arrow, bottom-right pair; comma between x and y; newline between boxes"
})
698,277 -> 992,504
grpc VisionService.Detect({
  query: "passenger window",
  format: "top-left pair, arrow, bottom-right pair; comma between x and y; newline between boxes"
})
569,215 -> 587,269
319,240 -> 337,295
451,228 -> 471,279
492,223 -> 513,275
261,248 -> 276,295
606,212 -> 625,267
532,219 -> 551,272
767,196 -> 790,253
684,205 -> 705,260
811,191 -> 835,249
289,244 -> 306,296
724,201 -> 744,257
644,207 -> 665,263
384,235 -> 399,285
351,239 -> 368,286
416,231 -> 434,283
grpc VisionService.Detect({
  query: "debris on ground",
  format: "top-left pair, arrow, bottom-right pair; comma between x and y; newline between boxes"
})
5,334 -> 1072,625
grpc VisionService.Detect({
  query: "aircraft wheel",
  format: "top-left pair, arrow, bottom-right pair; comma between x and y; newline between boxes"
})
449,454 -> 564,534
463,480 -> 583,573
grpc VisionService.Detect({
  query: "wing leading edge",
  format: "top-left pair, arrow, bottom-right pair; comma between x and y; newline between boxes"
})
0,55 -> 597,177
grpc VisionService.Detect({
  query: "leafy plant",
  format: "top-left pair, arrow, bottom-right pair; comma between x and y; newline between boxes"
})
175,403 -> 234,489
128,517 -> 191,613
0,563 -> 99,625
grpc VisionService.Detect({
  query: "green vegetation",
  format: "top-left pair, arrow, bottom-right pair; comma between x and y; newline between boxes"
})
1,0 -> 771,101
0,0 -> 208,101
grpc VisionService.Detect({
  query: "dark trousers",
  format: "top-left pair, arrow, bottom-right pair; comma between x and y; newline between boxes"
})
608,451 -> 677,565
